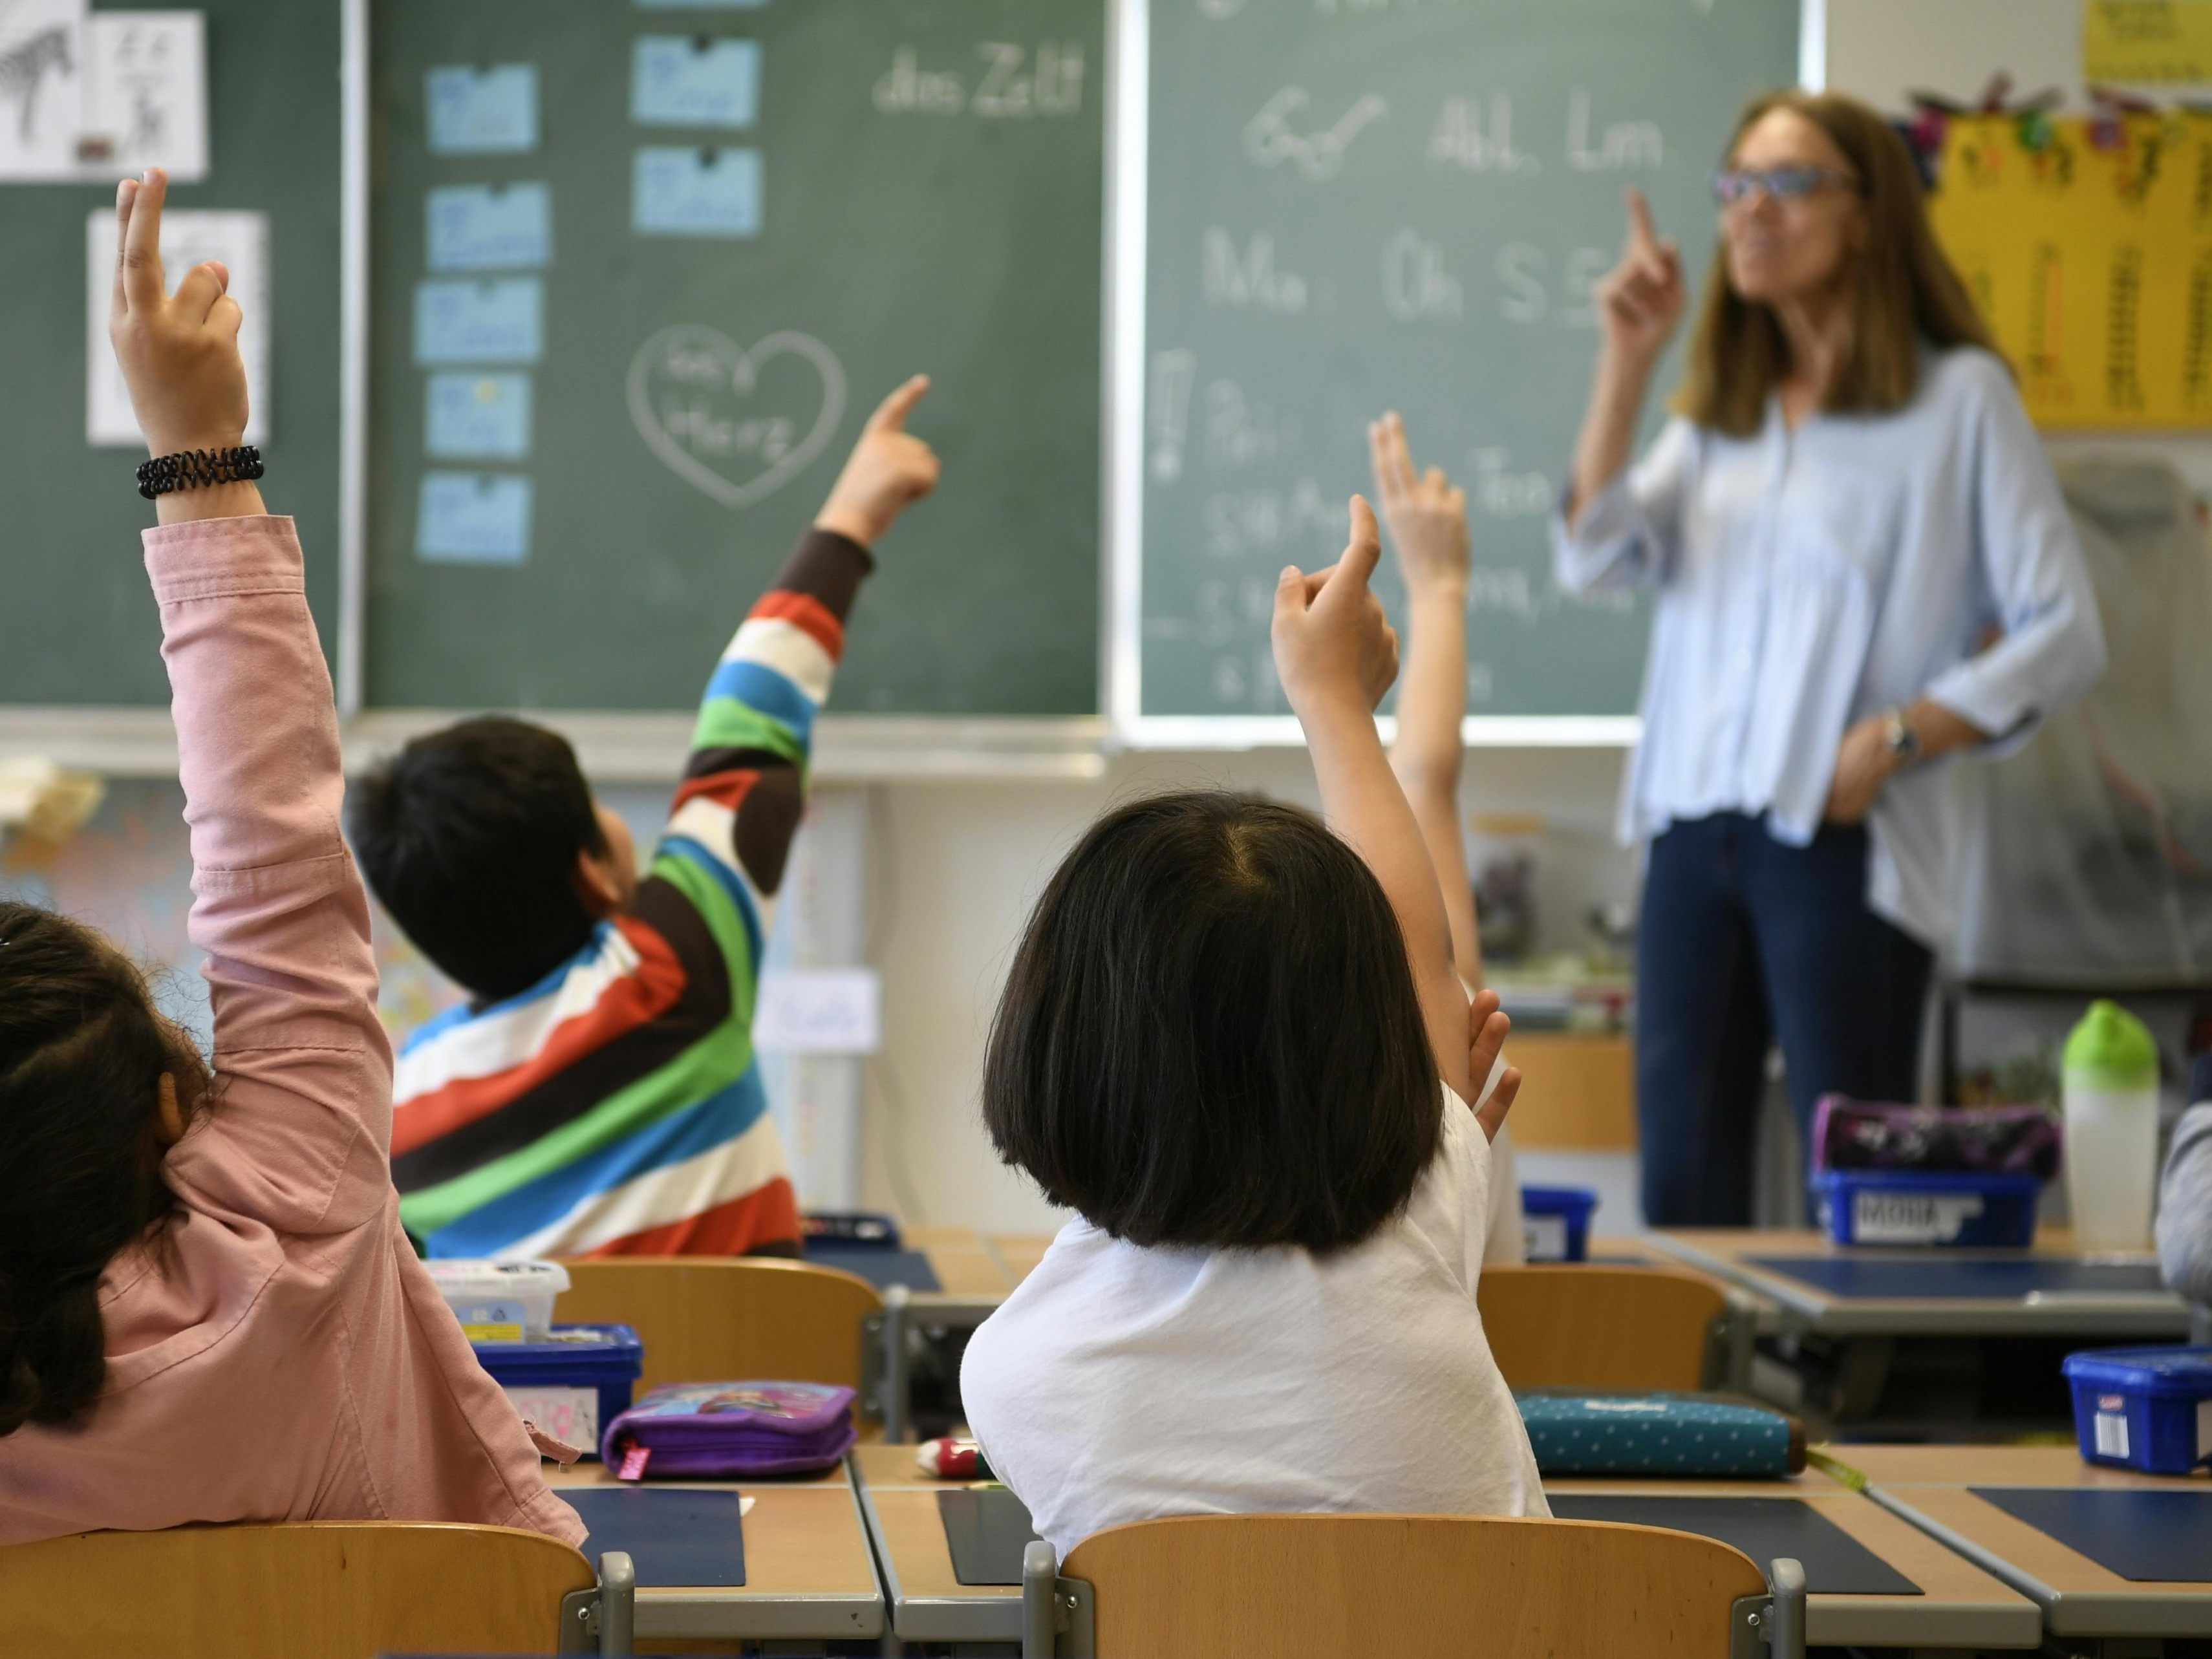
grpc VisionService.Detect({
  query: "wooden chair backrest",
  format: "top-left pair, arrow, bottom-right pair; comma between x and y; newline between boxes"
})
1065,1512 -> 1766,1659
1477,1265 -> 1725,1390
0,1521 -> 594,1659
555,1256 -> 883,1391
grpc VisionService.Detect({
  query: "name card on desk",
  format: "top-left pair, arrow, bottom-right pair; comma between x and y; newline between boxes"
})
755,969 -> 881,1055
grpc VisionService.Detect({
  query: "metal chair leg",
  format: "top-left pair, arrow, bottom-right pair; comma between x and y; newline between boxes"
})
1022,1539 -> 1060,1659
1765,1557 -> 1806,1658
597,1550 -> 636,1657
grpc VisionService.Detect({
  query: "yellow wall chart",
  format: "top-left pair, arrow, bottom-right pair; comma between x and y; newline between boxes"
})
1930,112 -> 2212,427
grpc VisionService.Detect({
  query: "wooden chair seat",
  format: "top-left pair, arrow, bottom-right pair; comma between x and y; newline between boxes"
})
1031,1512 -> 1801,1658
0,1520 -> 621,1658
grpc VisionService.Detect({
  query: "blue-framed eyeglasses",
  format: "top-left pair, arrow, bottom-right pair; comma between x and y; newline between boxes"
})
1712,164 -> 1858,204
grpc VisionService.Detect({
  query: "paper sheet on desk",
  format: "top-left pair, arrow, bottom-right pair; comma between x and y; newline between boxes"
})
426,63 -> 537,155
86,208 -> 268,446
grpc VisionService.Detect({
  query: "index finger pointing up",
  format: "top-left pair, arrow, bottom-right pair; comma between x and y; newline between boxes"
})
867,373 -> 931,434
1327,495 -> 1382,594
1624,186 -> 1659,255
122,167 -> 169,312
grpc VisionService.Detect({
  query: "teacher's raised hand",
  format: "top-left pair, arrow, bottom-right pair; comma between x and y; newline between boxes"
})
1596,188 -> 1686,373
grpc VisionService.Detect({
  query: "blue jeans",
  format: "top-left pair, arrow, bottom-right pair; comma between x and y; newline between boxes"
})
1635,812 -> 1933,1226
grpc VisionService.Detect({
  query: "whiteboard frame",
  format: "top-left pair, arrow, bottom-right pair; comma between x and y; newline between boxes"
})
1101,0 -> 1814,748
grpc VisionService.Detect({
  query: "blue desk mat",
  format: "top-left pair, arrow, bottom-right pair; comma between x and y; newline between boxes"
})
938,1488 -> 1040,1586
1545,1495 -> 1920,1595
802,1244 -> 943,1293
1971,1487 -> 2212,1583
562,1487 -> 746,1587
1747,1256 -> 2170,1300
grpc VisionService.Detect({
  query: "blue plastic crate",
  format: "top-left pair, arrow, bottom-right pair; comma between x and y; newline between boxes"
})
2064,1347 -> 2212,1475
1814,1168 -> 2041,1248
473,1323 -> 642,1459
1521,1186 -> 1597,1261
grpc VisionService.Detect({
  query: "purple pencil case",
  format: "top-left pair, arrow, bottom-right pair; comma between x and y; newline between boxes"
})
1810,1096 -> 2062,1181
599,1381 -> 859,1480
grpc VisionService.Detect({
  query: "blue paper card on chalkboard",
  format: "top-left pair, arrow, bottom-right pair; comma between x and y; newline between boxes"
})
632,37 -> 760,127
633,147 -> 762,237
426,183 -> 552,272
418,473 -> 533,565
425,65 -> 538,155
425,372 -> 533,461
414,279 -> 544,364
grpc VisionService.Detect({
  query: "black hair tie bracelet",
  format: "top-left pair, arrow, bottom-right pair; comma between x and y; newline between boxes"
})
137,445 -> 263,500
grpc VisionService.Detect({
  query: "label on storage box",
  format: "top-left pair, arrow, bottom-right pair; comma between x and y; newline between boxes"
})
503,1385 -> 599,1450
1524,1215 -> 1569,1260
2200,1398 -> 2210,1459
2094,1396 -> 2130,1459
1852,1190 -> 1984,1243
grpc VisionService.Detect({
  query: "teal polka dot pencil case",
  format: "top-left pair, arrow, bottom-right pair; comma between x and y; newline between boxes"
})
1514,1391 -> 1805,1478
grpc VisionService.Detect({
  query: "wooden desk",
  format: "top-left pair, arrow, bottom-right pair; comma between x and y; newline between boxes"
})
852,1442 -> 1025,1644
545,1461 -> 883,1643
849,1448 -> 2038,1651
905,1225 -> 1017,1298
1649,1229 -> 2193,1340
1545,1472 -> 2041,1650
983,1231 -> 1055,1288
1839,1445 -> 2212,1641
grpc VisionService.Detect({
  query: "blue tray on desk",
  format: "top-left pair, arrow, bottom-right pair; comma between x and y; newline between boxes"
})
802,1244 -> 943,1292
1971,1488 -> 2212,1583
1748,1256 -> 2169,1300
562,1486 -> 746,1587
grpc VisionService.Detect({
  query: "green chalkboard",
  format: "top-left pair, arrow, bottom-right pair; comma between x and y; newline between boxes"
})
367,0 -> 1104,715
0,0 -> 341,705
1135,0 -> 1798,721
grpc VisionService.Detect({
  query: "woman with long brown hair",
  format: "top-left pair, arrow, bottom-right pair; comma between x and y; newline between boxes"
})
1554,91 -> 2106,1225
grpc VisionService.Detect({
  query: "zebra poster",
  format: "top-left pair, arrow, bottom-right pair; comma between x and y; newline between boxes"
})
0,0 -> 85,180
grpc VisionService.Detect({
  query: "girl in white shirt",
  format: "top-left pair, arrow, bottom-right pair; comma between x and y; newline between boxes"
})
963,497 -> 1547,1559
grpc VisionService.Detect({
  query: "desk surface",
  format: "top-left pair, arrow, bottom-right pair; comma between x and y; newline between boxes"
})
1649,1229 -> 2192,1337
848,1446 -> 2038,1650
1836,1444 -> 2212,1639
546,1461 -> 882,1642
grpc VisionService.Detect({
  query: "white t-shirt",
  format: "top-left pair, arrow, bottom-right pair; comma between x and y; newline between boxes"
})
961,1092 -> 1549,1559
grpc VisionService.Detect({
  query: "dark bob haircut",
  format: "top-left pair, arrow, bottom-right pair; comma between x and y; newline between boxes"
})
982,790 -> 1441,1254
348,716 -> 608,1001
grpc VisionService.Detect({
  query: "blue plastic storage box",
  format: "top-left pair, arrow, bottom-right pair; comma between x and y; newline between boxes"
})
1814,1168 -> 2041,1248
1521,1186 -> 1598,1261
472,1323 -> 642,1460
2063,1347 -> 2212,1475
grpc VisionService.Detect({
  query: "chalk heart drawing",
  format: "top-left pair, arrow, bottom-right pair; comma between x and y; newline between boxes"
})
627,325 -> 847,510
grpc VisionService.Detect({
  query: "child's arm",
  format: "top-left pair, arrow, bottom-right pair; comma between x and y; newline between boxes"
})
1371,414 -> 1482,988
111,170 -> 392,1232
1272,498 -> 1519,1134
653,376 -> 938,963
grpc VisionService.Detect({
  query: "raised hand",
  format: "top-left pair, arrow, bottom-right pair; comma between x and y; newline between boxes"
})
1369,412 -> 1469,598
815,374 -> 941,548
1595,188 -> 1686,372
1464,987 -> 1520,1143
108,168 -> 249,458
1271,495 -> 1400,716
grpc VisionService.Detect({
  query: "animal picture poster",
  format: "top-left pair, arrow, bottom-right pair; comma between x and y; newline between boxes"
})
1929,112 -> 2212,427
0,0 -> 84,178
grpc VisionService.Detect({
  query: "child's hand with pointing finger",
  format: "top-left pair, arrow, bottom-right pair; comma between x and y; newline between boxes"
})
1271,495 -> 1400,716
815,374 -> 941,548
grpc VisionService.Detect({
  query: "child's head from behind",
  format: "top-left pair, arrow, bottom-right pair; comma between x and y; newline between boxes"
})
984,790 -> 1441,1255
349,716 -> 636,1001
0,904 -> 211,1435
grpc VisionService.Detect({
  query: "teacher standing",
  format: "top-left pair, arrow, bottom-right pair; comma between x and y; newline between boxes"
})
1553,91 -> 2106,1226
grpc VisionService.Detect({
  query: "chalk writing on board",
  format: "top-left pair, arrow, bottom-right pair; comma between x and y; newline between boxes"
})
872,41 -> 1084,117
1429,96 -> 1538,174
1150,348 -> 1196,482
1203,380 -> 1304,470
627,325 -> 847,509
1203,229 -> 1309,312
1565,88 -> 1662,171
1467,449 -> 1551,517
1382,229 -> 1464,320
1203,478 -> 1345,559
1495,244 -> 1609,326
1243,87 -> 1388,180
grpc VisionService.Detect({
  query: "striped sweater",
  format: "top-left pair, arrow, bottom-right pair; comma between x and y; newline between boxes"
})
390,529 -> 870,1258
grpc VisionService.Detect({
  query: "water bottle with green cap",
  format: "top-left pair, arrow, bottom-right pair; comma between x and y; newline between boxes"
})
2063,1000 -> 2161,1252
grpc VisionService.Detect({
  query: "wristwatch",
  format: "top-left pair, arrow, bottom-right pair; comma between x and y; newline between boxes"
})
1882,707 -> 1922,766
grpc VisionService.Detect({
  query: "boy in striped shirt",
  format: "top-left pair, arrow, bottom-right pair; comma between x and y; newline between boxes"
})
350,377 -> 938,1258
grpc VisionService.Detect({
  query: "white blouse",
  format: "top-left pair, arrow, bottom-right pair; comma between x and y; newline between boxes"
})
1552,345 -> 2106,945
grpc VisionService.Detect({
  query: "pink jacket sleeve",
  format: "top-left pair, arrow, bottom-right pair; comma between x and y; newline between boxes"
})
147,515 -> 394,1235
